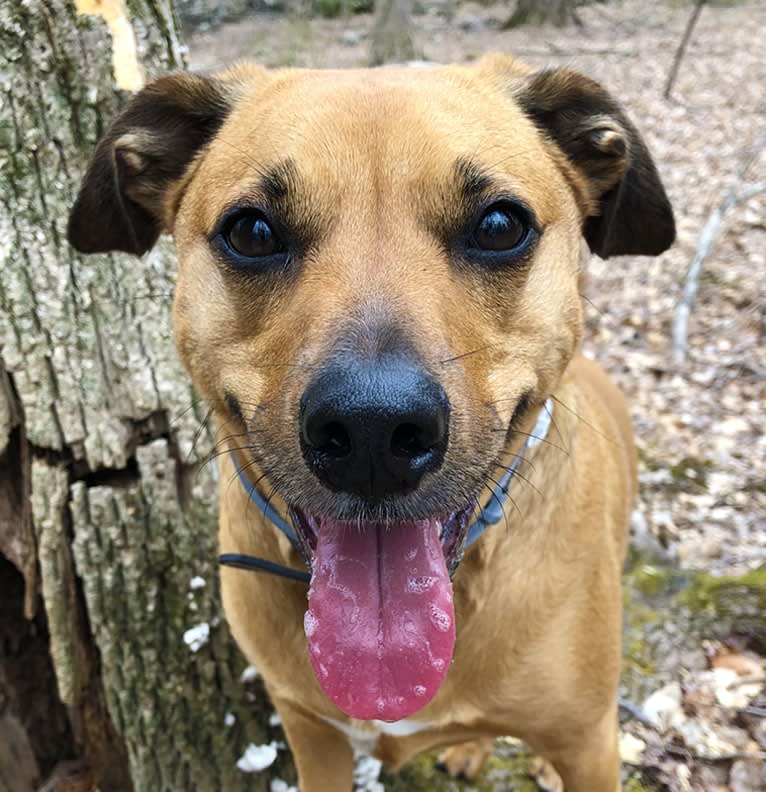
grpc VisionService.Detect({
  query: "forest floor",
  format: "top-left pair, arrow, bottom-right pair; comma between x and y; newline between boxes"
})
187,2 -> 766,790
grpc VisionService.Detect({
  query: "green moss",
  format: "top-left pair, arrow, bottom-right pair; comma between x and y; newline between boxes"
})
635,446 -> 661,471
382,743 -> 536,791
624,771 -> 653,792
622,558 -> 766,701
312,0 -> 372,17
382,754 -> 447,792
628,564 -> 673,598
676,566 -> 766,622
668,456 -> 712,490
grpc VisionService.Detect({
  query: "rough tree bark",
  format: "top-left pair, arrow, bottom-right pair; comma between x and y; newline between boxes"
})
0,2 -> 290,790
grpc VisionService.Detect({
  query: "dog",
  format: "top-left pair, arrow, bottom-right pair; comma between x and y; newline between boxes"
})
68,54 -> 674,791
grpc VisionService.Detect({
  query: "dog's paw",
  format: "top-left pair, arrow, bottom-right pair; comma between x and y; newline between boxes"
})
435,738 -> 494,780
528,756 -> 564,792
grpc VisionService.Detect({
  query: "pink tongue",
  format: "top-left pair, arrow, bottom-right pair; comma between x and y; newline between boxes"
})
304,519 -> 455,721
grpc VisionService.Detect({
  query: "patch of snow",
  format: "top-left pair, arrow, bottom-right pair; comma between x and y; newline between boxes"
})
354,755 -> 383,792
183,622 -> 210,652
240,665 -> 259,683
270,780 -> 297,792
236,742 -> 278,773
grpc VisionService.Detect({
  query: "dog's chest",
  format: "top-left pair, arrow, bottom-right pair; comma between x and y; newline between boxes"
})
319,714 -> 435,754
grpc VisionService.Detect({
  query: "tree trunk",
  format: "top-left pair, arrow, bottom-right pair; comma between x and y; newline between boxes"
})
0,2 -> 289,790
503,0 -> 580,29
369,0 -> 417,66
175,0 -> 254,32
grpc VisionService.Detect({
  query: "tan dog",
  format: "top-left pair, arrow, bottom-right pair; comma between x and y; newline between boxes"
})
69,55 -> 674,792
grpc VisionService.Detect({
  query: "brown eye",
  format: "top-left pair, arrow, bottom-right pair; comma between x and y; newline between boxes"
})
472,207 -> 527,252
224,212 -> 284,258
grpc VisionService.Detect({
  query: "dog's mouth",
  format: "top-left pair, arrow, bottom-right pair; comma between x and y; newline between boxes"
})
290,505 -> 474,722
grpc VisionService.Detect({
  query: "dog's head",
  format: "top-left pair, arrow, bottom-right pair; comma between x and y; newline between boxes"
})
69,55 -> 674,721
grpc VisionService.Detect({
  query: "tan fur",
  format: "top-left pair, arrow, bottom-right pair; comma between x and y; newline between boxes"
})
185,63 -> 628,791
69,54 -> 676,792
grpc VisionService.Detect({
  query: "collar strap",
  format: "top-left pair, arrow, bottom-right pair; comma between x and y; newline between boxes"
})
218,552 -> 311,584
463,398 -> 553,549
219,398 -> 554,584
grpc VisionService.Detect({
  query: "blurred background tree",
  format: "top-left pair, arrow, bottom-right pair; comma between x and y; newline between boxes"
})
503,0 -> 581,28
369,0 -> 417,64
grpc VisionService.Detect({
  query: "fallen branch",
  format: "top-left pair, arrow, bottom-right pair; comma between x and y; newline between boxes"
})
664,0 -> 706,100
666,743 -> 766,763
735,180 -> 766,204
727,674 -> 766,689
618,697 -> 656,727
672,130 -> 766,363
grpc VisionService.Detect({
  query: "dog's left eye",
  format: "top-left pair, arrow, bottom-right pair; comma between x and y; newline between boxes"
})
471,206 -> 528,252
221,211 -> 286,260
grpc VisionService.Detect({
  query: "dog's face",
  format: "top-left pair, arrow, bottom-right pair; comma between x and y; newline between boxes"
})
69,55 -> 674,722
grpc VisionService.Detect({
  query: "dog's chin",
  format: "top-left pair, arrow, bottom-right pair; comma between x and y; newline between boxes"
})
288,503 -> 475,723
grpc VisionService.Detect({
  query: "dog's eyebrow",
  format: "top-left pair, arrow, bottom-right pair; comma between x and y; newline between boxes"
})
259,158 -> 297,204
249,157 -> 324,247
454,157 -> 493,200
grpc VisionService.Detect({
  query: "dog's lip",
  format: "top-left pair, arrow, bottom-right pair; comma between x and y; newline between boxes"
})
289,503 -> 475,571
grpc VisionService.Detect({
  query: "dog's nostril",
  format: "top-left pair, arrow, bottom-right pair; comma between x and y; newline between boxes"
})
312,420 -> 352,458
323,422 -> 352,457
391,423 -> 430,459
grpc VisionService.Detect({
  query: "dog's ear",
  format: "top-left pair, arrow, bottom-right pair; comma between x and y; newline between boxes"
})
68,73 -> 230,256
517,69 -> 675,258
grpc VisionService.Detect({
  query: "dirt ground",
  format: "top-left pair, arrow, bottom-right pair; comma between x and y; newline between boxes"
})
186,2 -> 766,789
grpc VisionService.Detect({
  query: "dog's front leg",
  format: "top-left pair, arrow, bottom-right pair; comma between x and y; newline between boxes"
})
273,697 -> 355,792
542,708 -> 621,792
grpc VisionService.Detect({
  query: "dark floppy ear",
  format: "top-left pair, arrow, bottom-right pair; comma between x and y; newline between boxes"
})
517,69 -> 675,258
68,73 -> 230,256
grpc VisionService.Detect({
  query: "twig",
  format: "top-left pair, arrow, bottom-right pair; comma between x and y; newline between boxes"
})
664,0 -> 706,100
727,674 -> 766,689
735,180 -> 766,204
666,744 -> 766,763
672,130 -> 766,363
618,697 -> 656,727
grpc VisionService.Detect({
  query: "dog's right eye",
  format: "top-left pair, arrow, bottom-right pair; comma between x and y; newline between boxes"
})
219,211 -> 286,261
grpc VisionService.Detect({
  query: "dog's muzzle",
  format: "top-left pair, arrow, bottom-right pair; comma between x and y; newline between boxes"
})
222,380 -> 554,724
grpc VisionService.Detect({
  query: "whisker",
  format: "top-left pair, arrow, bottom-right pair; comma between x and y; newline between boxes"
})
202,442 -> 259,467
503,467 -> 542,500
260,481 -> 281,525
550,394 -> 623,448
579,292 -> 604,319
487,427 -> 570,457
481,146 -> 538,173
483,474 -> 516,534
439,343 -> 498,365
186,406 -> 214,463
206,429 -> 253,455
88,291 -> 174,308
543,399 -> 569,454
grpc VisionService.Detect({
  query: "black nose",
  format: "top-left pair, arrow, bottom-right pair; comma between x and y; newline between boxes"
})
300,357 -> 449,500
